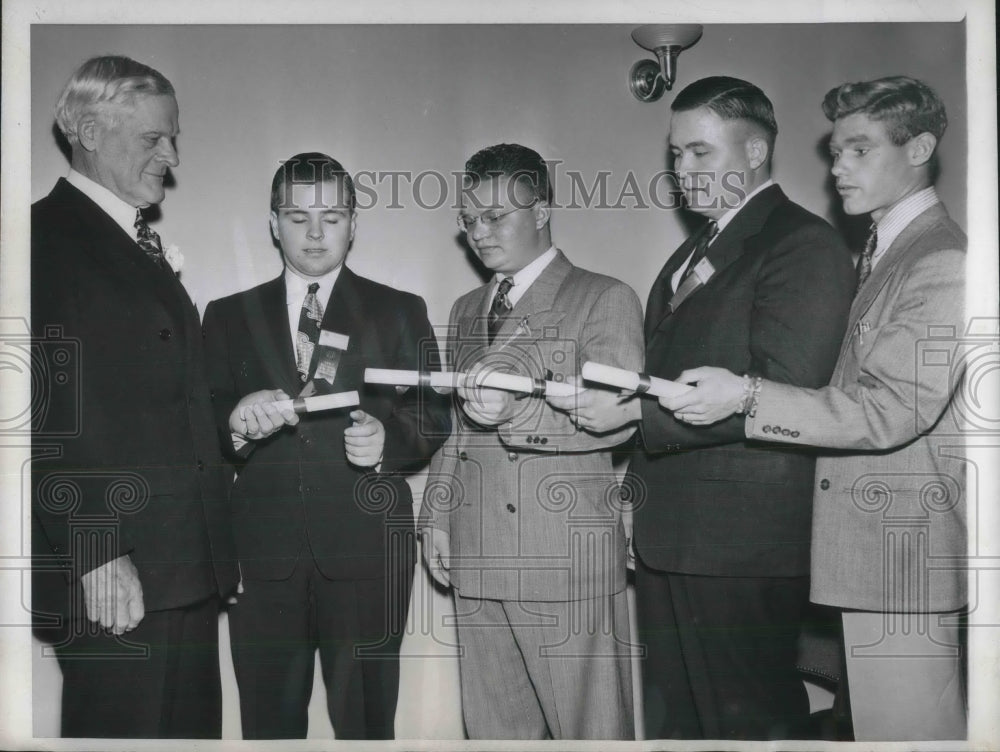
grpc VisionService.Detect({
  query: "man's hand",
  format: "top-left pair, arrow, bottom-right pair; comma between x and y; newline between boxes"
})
344,410 -> 386,467
546,375 -> 642,434
660,366 -> 746,425
457,365 -> 517,426
419,527 -> 451,588
229,389 -> 299,440
80,554 -> 144,635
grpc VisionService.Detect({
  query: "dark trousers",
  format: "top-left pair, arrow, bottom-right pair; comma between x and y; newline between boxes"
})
635,555 -> 810,740
228,556 -> 412,739
55,596 -> 222,738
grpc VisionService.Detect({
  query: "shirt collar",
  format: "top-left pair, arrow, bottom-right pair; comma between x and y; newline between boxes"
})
285,264 -> 342,307
494,246 -> 557,307
67,168 -> 141,239
871,186 -> 940,266
714,178 -> 775,236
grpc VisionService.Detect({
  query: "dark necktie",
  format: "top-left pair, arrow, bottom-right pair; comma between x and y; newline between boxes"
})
134,210 -> 167,269
855,223 -> 878,294
487,277 -> 514,343
678,219 -> 720,287
296,282 -> 324,381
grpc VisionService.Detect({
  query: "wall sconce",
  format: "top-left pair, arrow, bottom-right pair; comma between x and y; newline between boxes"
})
629,24 -> 704,102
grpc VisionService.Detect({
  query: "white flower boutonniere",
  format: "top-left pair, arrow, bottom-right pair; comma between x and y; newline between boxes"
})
163,244 -> 184,274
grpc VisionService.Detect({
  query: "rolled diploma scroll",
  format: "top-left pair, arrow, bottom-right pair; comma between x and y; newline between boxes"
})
364,368 -> 580,398
240,390 -> 360,419
580,361 -> 691,399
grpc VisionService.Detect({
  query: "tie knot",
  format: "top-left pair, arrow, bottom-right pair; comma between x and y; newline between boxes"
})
705,219 -> 719,240
307,282 -> 320,295
497,277 -> 514,295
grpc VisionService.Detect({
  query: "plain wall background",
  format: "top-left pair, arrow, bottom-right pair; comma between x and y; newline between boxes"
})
27,22 -> 967,739
31,23 -> 966,329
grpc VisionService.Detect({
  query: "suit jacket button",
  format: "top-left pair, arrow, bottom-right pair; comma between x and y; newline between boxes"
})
791,430 -> 800,438
196,460 -> 205,471
159,328 -> 172,340
762,425 -> 771,434
459,451 -> 468,461
781,428 -> 791,436
820,479 -> 830,490
506,503 -> 516,513
526,436 -> 534,444
540,437 -> 548,444
507,452 -> 518,462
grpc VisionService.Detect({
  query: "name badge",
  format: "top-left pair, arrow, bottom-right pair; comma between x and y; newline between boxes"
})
692,257 -> 715,284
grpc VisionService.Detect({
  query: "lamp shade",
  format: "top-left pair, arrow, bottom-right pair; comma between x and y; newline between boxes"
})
631,24 -> 703,52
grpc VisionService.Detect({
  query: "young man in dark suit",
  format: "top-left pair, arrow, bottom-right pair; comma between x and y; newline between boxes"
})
31,55 -> 238,738
202,153 -> 450,739
563,77 -> 856,739
663,76 -> 968,741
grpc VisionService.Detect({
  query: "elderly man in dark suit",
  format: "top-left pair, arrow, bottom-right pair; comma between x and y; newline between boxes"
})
663,76 -> 968,742
31,55 -> 238,738
563,77 -> 856,739
202,152 -> 450,740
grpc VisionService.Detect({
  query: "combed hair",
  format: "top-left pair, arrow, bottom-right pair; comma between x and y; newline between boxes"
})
822,76 -> 947,146
464,143 -> 552,204
671,76 -> 778,151
270,152 -> 356,213
55,55 -> 175,143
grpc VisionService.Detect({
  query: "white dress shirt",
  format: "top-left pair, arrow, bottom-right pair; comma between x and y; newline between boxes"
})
487,245 -> 558,313
67,168 -> 139,238
869,186 -> 940,271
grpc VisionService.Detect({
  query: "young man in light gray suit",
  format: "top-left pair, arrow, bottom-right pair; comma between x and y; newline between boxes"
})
661,76 -> 967,741
419,143 -> 643,739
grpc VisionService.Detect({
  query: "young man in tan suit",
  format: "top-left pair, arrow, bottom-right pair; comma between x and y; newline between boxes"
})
662,76 -> 967,741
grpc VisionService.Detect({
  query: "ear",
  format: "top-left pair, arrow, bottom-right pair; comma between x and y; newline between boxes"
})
908,132 -> 937,167
269,211 -> 279,240
745,134 -> 769,171
77,117 -> 99,153
533,200 -> 551,231
348,212 -> 357,243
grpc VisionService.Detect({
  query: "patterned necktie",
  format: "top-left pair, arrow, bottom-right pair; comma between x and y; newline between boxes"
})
296,282 -> 324,381
487,277 -> 514,343
679,219 -> 720,286
134,210 -> 166,269
855,223 -> 878,294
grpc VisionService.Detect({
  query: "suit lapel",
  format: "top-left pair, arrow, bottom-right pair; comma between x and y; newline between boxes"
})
849,204 -> 949,323
56,179 -> 193,329
834,204 -> 950,369
488,251 -> 572,351
648,184 -> 787,336
645,230 -> 701,337
247,276 -> 300,393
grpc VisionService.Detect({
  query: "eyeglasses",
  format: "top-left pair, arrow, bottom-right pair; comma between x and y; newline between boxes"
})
456,199 -> 538,233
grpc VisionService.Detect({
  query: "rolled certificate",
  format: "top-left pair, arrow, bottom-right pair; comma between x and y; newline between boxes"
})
241,390 -> 360,419
581,361 -> 691,399
364,368 -> 580,398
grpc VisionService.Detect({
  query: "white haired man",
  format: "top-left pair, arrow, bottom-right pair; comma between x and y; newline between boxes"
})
31,55 -> 237,738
